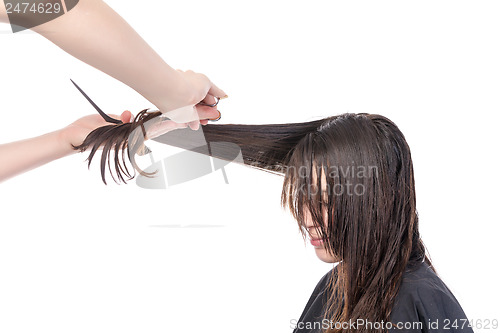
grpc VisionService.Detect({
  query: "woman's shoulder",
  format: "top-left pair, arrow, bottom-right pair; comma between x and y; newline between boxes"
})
399,260 -> 447,294
391,261 -> 473,332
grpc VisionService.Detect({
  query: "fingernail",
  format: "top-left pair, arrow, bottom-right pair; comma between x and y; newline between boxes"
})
219,95 -> 229,99
208,110 -> 221,121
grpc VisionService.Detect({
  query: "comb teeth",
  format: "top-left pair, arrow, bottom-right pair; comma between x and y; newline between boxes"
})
70,79 -> 122,124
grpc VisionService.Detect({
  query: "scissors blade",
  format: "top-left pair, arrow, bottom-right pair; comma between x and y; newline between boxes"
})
70,79 -> 122,124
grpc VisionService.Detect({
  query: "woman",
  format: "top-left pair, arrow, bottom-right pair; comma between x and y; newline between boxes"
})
76,111 -> 473,332
280,114 -> 473,333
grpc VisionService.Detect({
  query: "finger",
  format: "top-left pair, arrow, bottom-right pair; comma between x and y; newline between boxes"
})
200,119 -> 209,126
103,112 -> 131,124
208,110 -> 221,121
163,104 -> 198,123
147,119 -> 188,139
120,110 -> 134,123
188,119 -> 200,131
207,81 -> 227,99
194,105 -> 220,120
200,94 -> 217,106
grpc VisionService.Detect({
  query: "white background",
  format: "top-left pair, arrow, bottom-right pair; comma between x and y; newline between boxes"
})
1,0 -> 499,332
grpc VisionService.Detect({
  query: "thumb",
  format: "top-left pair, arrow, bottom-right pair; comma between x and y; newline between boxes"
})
208,82 -> 228,99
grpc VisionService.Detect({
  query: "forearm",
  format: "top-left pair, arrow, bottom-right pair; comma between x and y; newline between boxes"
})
0,130 -> 74,182
0,0 -> 7,23
31,0 -> 190,112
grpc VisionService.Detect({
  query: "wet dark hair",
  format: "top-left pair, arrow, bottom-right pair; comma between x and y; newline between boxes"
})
280,113 -> 433,333
72,110 -> 321,184
72,108 -> 161,184
74,111 -> 433,333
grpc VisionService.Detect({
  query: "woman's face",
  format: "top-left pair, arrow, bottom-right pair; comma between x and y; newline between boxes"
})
304,208 -> 337,263
303,167 -> 339,264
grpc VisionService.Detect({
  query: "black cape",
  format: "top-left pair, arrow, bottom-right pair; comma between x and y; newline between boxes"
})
292,261 -> 473,332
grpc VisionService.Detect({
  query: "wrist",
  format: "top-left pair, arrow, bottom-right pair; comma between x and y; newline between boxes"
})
55,128 -> 79,156
145,70 -> 199,113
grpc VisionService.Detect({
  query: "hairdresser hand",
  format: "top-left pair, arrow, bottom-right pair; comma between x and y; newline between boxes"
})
2,0 -> 225,131
0,110 -> 137,183
59,110 -> 135,149
161,69 -> 225,131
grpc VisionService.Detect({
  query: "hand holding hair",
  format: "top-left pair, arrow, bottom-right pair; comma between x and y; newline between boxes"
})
60,110 -> 135,149
68,79 -> 227,184
0,106 -> 199,183
0,110 -> 132,183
